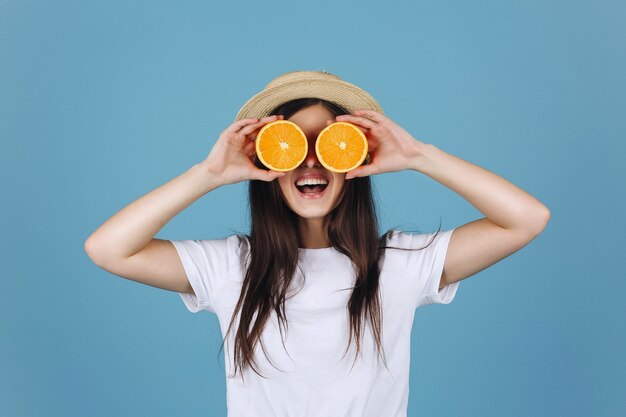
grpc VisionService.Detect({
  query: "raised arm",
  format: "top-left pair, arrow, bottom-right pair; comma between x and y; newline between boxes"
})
410,144 -> 550,289
84,163 -> 222,293
84,115 -> 286,293
331,109 -> 550,290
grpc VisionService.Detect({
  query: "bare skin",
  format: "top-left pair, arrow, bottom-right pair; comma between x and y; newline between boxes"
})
275,104 -> 347,249
330,108 -> 550,289
84,105 -> 550,296
84,114 -> 287,294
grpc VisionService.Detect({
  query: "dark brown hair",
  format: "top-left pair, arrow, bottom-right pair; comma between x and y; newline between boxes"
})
220,97 -> 441,381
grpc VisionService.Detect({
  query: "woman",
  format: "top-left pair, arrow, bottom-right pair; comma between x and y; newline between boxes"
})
85,70 -> 550,417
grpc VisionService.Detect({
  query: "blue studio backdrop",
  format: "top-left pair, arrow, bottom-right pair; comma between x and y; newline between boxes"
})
1,1 -> 624,416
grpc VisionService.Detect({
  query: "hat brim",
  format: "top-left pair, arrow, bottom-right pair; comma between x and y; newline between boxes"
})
235,78 -> 384,121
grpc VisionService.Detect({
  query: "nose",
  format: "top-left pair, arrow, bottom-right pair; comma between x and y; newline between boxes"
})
301,137 -> 322,168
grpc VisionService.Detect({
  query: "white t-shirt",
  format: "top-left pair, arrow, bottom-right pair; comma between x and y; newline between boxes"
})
170,228 -> 459,417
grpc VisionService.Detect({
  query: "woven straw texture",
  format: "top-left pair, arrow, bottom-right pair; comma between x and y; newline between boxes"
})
234,70 -> 384,121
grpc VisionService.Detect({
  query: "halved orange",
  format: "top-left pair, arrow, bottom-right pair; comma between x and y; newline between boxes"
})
315,122 -> 368,173
255,120 -> 308,172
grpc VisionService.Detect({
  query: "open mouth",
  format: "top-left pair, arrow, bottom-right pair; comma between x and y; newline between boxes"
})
294,179 -> 329,199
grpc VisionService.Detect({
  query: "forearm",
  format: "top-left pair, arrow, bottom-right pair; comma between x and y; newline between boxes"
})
412,143 -> 550,233
85,162 -> 222,261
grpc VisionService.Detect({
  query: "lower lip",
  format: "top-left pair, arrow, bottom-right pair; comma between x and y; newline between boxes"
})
295,184 -> 329,200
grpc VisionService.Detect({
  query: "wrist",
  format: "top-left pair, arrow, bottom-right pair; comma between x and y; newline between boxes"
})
190,161 -> 224,192
410,142 -> 442,174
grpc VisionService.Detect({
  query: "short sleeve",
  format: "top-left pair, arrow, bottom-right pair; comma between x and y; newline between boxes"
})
169,235 -> 238,314
388,228 -> 460,309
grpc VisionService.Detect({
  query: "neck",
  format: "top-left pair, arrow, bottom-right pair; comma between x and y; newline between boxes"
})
298,217 -> 330,248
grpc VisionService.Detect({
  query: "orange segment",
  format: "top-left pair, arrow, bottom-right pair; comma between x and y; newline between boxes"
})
315,122 -> 368,173
255,120 -> 308,171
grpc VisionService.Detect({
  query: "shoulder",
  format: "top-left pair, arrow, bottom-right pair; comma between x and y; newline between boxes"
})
384,228 -> 450,249
184,233 -> 242,250
382,228 -> 456,268
195,233 -> 247,248
177,233 -> 249,269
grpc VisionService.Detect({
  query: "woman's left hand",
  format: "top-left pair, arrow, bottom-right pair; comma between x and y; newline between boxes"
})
329,109 -> 427,179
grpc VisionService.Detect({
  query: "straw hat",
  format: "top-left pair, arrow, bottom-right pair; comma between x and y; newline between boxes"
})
234,70 -> 384,121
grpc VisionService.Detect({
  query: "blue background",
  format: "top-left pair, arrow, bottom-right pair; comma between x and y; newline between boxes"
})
2,0 -> 624,416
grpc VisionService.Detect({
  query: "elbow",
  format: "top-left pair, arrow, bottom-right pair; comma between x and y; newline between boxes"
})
84,235 -> 98,257
530,205 -> 551,236
84,236 -> 107,266
539,205 -> 550,227
514,205 -> 550,238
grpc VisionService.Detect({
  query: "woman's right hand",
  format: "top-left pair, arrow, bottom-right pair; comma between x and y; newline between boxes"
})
200,114 -> 286,186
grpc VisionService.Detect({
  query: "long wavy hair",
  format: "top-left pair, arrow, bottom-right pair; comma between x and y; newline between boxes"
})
219,97 -> 442,381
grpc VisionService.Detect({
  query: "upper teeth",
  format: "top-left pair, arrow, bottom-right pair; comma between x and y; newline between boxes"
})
296,178 -> 328,186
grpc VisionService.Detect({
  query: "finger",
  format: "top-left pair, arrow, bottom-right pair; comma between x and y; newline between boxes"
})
228,117 -> 261,132
243,140 -> 256,156
334,114 -> 377,129
239,123 -> 262,138
255,169 -> 287,182
326,119 -> 369,133
352,109 -> 387,123
246,122 -> 272,141
345,164 -> 377,180
246,115 -> 285,142
248,128 -> 265,142
239,115 -> 280,136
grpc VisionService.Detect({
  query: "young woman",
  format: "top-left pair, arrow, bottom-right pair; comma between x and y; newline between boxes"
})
85,70 -> 550,417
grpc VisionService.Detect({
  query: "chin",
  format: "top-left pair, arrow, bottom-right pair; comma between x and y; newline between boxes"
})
278,172 -> 345,219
